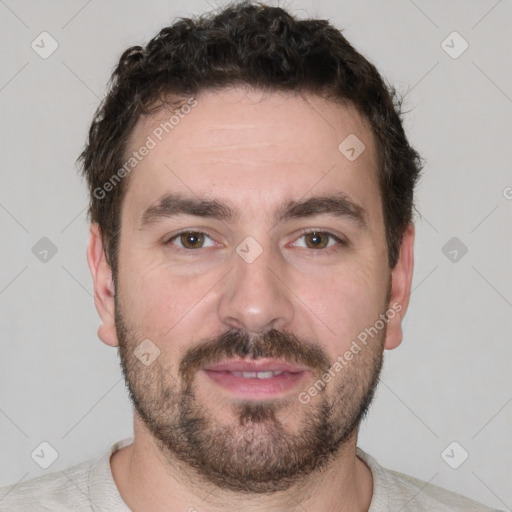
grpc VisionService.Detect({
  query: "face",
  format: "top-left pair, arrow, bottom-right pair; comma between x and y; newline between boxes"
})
89,87 -> 414,493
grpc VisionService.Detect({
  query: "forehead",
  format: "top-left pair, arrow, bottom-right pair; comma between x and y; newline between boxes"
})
122,88 -> 381,225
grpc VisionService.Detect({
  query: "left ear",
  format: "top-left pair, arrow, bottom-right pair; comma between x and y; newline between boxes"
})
384,223 -> 415,350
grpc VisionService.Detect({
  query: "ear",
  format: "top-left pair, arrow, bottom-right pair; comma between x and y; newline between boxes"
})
384,223 -> 415,350
86,223 -> 119,347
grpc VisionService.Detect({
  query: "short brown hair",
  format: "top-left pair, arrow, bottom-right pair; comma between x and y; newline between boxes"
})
78,1 -> 422,276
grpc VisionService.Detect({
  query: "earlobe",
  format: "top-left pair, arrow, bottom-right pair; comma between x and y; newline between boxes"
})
86,224 -> 119,347
384,223 -> 415,351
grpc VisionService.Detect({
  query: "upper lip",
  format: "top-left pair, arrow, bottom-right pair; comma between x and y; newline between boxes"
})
203,358 -> 308,374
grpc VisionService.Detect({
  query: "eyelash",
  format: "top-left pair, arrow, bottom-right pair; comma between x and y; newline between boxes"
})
165,229 -> 346,254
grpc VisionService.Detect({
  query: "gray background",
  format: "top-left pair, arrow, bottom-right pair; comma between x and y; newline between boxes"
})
0,0 -> 511,509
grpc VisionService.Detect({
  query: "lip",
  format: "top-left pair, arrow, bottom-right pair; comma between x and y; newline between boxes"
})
203,358 -> 309,373
201,358 -> 309,399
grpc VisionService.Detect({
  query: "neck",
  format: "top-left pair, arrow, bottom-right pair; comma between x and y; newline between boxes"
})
111,417 -> 373,512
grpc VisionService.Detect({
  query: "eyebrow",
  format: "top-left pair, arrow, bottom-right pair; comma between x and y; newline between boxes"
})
138,192 -> 368,230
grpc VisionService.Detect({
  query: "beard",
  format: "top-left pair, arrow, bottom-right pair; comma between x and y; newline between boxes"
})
114,299 -> 387,493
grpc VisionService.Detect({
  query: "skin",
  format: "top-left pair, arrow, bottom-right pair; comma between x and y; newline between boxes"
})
87,87 -> 415,512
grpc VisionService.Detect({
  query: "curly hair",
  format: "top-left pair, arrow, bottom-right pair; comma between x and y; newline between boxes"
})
78,0 -> 422,276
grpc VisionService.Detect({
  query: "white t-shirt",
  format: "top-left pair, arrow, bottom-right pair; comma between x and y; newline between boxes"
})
0,437 -> 502,511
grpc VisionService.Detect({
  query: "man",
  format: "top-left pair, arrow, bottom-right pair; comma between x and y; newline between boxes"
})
0,2 -> 502,511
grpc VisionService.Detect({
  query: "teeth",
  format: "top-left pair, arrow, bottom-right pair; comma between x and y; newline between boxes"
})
230,370 -> 284,379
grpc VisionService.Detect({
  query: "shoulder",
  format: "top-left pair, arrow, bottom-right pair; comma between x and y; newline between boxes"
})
0,458 -> 95,511
384,468 -> 501,511
357,448 -> 504,512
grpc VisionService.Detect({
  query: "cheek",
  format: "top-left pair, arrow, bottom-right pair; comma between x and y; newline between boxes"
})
118,253 -> 222,340
292,260 -> 386,350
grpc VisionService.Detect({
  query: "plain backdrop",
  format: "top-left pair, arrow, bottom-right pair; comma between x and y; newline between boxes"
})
0,0 -> 511,509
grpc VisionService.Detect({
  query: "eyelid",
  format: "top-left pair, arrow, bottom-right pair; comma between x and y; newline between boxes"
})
165,229 -> 219,249
291,228 -> 347,246
164,228 -> 347,251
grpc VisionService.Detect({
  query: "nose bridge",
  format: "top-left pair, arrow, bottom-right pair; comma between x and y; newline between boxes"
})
218,237 -> 294,334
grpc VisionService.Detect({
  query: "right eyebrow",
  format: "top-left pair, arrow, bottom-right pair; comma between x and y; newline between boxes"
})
138,193 -> 237,230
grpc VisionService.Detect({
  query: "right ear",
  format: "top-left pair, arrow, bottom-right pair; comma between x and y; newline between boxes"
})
86,223 -> 119,347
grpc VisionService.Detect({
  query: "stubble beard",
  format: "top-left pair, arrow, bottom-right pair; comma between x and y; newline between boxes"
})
115,300 -> 386,493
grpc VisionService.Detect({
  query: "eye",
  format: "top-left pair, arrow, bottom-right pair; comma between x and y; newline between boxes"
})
167,231 -> 217,250
292,231 -> 344,250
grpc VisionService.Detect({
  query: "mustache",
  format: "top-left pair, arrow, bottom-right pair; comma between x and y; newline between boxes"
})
179,328 -> 331,386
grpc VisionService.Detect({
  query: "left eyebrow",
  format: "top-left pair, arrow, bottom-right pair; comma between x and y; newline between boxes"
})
137,191 -> 368,230
277,192 -> 368,229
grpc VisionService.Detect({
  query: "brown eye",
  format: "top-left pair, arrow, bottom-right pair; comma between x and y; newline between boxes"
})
304,231 -> 330,249
179,232 -> 205,249
166,231 -> 217,251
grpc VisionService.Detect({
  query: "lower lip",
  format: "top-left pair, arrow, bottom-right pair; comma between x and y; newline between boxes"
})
202,370 -> 307,398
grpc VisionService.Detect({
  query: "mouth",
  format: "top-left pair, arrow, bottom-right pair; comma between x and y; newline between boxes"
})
201,358 -> 310,398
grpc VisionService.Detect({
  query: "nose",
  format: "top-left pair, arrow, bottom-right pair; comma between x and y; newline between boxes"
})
217,243 -> 294,335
